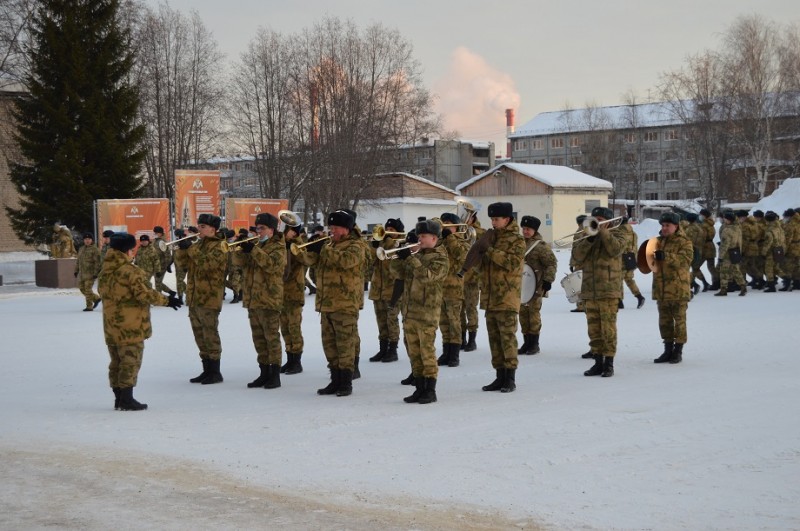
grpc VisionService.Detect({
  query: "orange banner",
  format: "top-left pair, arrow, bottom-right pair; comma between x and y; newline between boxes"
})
224,198 -> 289,231
174,170 -> 220,229
96,199 -> 171,246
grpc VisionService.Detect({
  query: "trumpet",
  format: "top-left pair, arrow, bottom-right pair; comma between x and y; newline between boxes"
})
290,236 -> 331,255
166,233 -> 199,246
372,225 -> 406,241
376,242 -> 420,261
554,216 -> 625,248
227,235 -> 259,249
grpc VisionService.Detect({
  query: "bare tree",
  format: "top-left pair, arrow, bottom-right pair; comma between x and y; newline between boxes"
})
577,101 -> 618,192
0,0 -> 34,89
777,22 -> 800,177
615,91 -> 652,218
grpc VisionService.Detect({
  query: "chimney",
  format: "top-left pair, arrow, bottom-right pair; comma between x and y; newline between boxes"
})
505,108 -> 515,158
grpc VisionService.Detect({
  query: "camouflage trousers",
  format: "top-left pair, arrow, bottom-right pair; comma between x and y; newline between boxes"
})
519,296 -> 543,335
718,259 -> 744,289
78,278 -> 100,309
321,311 -> 358,371
188,306 -> 222,360
777,255 -> 799,280
174,266 -> 187,297
154,271 -> 171,294
249,308 -> 282,365
702,258 -> 719,283
460,280 -> 480,333
763,254 -> 779,281
623,269 -> 641,297
404,318 -> 438,378
280,302 -> 304,354
584,299 -> 619,358
656,300 -> 688,344
373,299 -> 401,341
225,268 -> 242,294
742,255 -> 761,281
439,298 -> 463,344
107,342 -> 144,388
485,310 -> 519,369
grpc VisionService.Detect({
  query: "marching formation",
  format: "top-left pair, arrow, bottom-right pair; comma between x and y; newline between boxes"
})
87,203 -> 800,410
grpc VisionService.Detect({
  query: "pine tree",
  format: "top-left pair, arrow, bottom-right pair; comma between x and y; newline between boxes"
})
6,0 -> 145,244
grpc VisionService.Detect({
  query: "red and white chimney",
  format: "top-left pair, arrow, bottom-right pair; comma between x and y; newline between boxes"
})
505,108 -> 515,158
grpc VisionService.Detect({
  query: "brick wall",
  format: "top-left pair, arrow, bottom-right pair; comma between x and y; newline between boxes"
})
0,89 -> 33,252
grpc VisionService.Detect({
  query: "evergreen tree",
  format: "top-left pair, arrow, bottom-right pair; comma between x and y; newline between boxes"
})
6,0 -> 144,244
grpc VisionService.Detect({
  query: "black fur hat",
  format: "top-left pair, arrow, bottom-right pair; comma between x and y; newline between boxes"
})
153,226 -> 165,235
722,210 -> 735,222
139,234 -> 150,242
487,202 -> 513,218
385,218 -> 405,232
197,214 -> 221,230
576,214 -> 587,225
735,210 -> 749,218
699,208 -> 712,217
415,219 -> 441,238
327,210 -> 354,230
765,211 -> 779,222
784,208 -> 795,217
342,208 -> 358,222
440,213 -> 460,225
82,232 -> 94,240
109,233 -> 136,252
174,228 -> 186,238
520,215 -> 541,231
753,210 -> 764,218
591,206 -> 614,220
659,212 -> 681,225
225,229 -> 235,239
102,230 -> 114,238
685,213 -> 699,223
254,212 -> 278,230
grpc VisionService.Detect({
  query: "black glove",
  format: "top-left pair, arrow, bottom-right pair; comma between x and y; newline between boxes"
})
166,264 -> 172,273
586,236 -> 597,243
441,228 -> 452,239
569,266 -> 574,273
542,280 -> 552,293
655,250 -> 665,261
405,231 -> 418,244
372,239 -> 380,249
74,271 -> 78,278
397,247 -> 412,260
178,239 -> 192,250
306,239 -> 325,254
167,295 -> 183,311
240,240 -> 255,253
388,279 -> 405,308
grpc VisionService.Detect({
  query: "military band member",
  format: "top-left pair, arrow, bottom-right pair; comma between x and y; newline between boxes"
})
651,213 -> 694,364
186,214 -> 228,384
761,211 -> 786,292
225,229 -> 245,303
369,218 -> 404,363
683,213 -> 709,292
343,208 -> 371,379
74,232 -> 102,311
715,210 -> 746,296
779,208 -> 800,291
517,215 -> 556,355
752,210 -> 767,288
240,213 -> 286,389
100,229 -> 114,261
306,225 -> 325,294
572,206 -> 626,378
172,227 -> 192,304
737,210 -> 759,289
437,212 -> 469,367
152,226 -> 176,298
618,217 -> 646,309
571,215 -> 588,314
98,233 -> 182,411
133,234 -> 159,287
280,221 -> 307,375
460,210 -> 484,351
699,208 -> 719,290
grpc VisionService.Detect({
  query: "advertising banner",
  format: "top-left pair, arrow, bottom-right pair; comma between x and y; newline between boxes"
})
174,170 -> 220,228
224,198 -> 289,231
96,198 -> 171,244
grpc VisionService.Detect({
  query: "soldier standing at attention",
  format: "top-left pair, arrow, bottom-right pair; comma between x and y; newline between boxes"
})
651,213 -> 694,364
369,218 -> 404,363
306,225 -> 325,294
186,214 -> 229,384
152,226 -> 176,298
715,210 -> 746,296
133,235 -> 159,288
225,229 -> 245,303
699,208 -> 719,290
75,232 -> 102,311
572,207 -> 626,378
618,217 -> 646,309
280,221 -> 307,375
397,219 -> 449,404
436,212 -> 469,368
460,210 -> 484,351
172,228 -> 192,304
517,215 -> 557,356
571,215 -> 588,314
100,230 -> 114,261
240,213 -> 286,389
98,233 -> 182,411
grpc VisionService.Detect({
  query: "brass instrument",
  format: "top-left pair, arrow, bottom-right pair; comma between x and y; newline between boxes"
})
376,242 -> 420,261
290,236 -> 331,256
553,216 -> 625,248
456,197 -> 480,223
227,235 -> 259,249
278,210 -> 302,229
166,233 -> 199,246
372,225 -> 407,241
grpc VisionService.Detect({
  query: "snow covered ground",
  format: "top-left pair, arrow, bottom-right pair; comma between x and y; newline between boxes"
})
1,245 -> 799,530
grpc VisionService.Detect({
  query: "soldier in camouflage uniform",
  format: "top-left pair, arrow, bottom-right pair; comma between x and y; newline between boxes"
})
651,213 -> 694,365
752,210 -> 767,288
570,215 -> 588,313
396,219 -> 449,404
50,224 -> 77,258
760,211 -> 786,292
74,233 -> 102,311
618,219 -> 646,309
100,230 -> 114,262
295,210 -> 366,397
682,213 -> 707,292
240,213 -> 286,390
225,229 -> 245,303
435,213 -> 468,368
517,215 -> 557,355
343,209 -> 371,379
699,208 -> 719,290
475,202 -> 525,393
98,233 -> 182,411
460,212 -> 484,351
172,227 -> 194,303
152,226 -> 176,298
186,214 -> 229,384
133,235 -> 160,288
306,225 -> 325,294
715,211 -> 746,296
737,210 -> 761,289
572,207 -> 626,378
280,222 -> 307,375
779,208 -> 800,291
368,218 -> 404,363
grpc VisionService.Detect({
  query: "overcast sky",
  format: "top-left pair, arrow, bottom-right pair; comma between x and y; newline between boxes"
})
145,0 -> 800,153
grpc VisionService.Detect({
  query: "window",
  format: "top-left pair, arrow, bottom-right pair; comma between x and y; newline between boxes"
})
571,156 -> 582,167
623,153 -> 636,163
532,139 -> 543,150
585,199 -> 600,212
665,129 -> 679,141
532,158 -> 545,164
550,157 -> 564,165
644,131 -> 658,142
666,192 -> 680,200
551,138 -> 564,148
623,133 -> 637,143
645,193 -> 659,200
645,172 -> 658,182
664,150 -> 679,161
570,136 -> 581,148
643,152 -> 657,162
513,140 -> 527,151
665,171 -> 679,181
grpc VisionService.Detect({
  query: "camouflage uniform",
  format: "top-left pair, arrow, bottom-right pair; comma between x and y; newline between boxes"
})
152,236 -> 173,295
242,234 -> 286,366
683,220 -> 706,286
781,213 -> 800,288
700,216 -> 718,285
281,234 -> 307,356
98,248 -> 168,389
760,218 -> 786,287
225,244 -> 245,300
368,237 -> 402,348
652,227 -> 693,345
460,221 -> 485,341
173,246 -> 189,300
134,243 -> 160,287
186,235 -> 228,362
51,226 -> 77,258
75,243 -> 101,309
519,232 -> 557,336
740,216 -> 762,285
717,220 -> 745,294
619,222 -> 643,299
569,225 -> 587,312
439,232 -> 469,348
755,215 -> 767,282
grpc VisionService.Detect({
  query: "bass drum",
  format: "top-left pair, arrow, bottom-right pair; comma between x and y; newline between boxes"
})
560,270 -> 583,304
520,264 -> 538,304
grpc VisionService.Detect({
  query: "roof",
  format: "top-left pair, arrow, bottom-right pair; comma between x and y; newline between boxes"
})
456,162 -> 612,192
375,172 -> 457,195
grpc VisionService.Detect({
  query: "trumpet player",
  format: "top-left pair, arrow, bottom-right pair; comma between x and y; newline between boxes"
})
517,216 -> 556,355
280,221 -> 307,375
460,210 -> 484,351
437,213 -> 469,368
368,218 -> 405,363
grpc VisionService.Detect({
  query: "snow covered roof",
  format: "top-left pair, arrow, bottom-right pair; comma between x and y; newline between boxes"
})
751,177 -> 800,214
375,172 -> 458,195
456,163 -> 612,192
397,139 -> 494,149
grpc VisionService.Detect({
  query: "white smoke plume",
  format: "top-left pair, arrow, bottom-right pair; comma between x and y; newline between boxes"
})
433,46 -> 521,151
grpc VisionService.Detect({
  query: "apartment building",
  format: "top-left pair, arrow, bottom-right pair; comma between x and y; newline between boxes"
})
392,138 -> 496,191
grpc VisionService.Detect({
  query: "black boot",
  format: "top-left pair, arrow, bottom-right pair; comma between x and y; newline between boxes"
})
382,341 -> 399,363
601,356 -> 614,377
400,372 -> 415,385
437,344 -> 450,366
317,368 -> 340,395
581,350 -> 594,359
286,353 -> 303,375
636,294 -> 645,309
714,289 -> 727,296
527,334 -> 540,355
264,364 -> 281,389
692,281 -> 700,295
654,342 -> 674,363
517,334 -> 531,355
764,281 -> 777,292
448,343 -> 460,367
247,363 -> 270,388
739,285 -> 747,296
336,369 -> 353,396
460,329 -> 467,350
779,278 -> 792,291
418,377 -> 438,404
404,376 -> 424,403
118,387 -> 147,411
701,277 -> 710,292
201,359 -> 223,385
584,355 -> 603,376
230,291 -> 239,303
710,280 -> 720,291
189,359 -> 209,383
482,369 -> 503,391
500,368 -> 516,393
112,387 -> 121,410
280,353 -> 293,373
618,299 -> 624,309
369,339 -> 388,362
352,357 -> 361,379
464,330 -> 477,352
670,344 -> 683,364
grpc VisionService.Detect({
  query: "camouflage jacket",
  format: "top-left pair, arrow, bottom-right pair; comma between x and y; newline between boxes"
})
760,220 -> 786,256
719,222 -> 742,259
173,247 -> 189,271
153,236 -> 171,272
51,227 -> 76,258
740,217 -> 761,257
652,228 -> 693,302
785,215 -> 800,257
441,232 -> 469,301
133,244 -> 160,275
524,232 -> 557,296
619,222 -> 638,254
464,221 -> 485,286
100,243 -> 110,262
98,249 -> 168,345
75,244 -> 101,280
399,245 -> 449,325
304,233 -> 366,314
368,237 -> 401,302
572,225 -> 625,301
701,217 -> 716,259
186,236 -> 228,310
479,219 -> 525,312
684,222 -> 705,252
283,235 -> 307,306
242,233 -> 286,311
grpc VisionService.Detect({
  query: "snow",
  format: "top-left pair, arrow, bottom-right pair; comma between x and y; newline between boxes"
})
2,251 -> 799,530
457,162 -> 612,192
751,177 -> 800,215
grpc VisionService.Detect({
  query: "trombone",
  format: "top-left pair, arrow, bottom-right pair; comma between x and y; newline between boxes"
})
376,242 -> 420,261
290,236 -> 331,256
553,216 -> 625,248
371,224 -> 407,242
166,233 -> 199,246
227,235 -> 259,249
